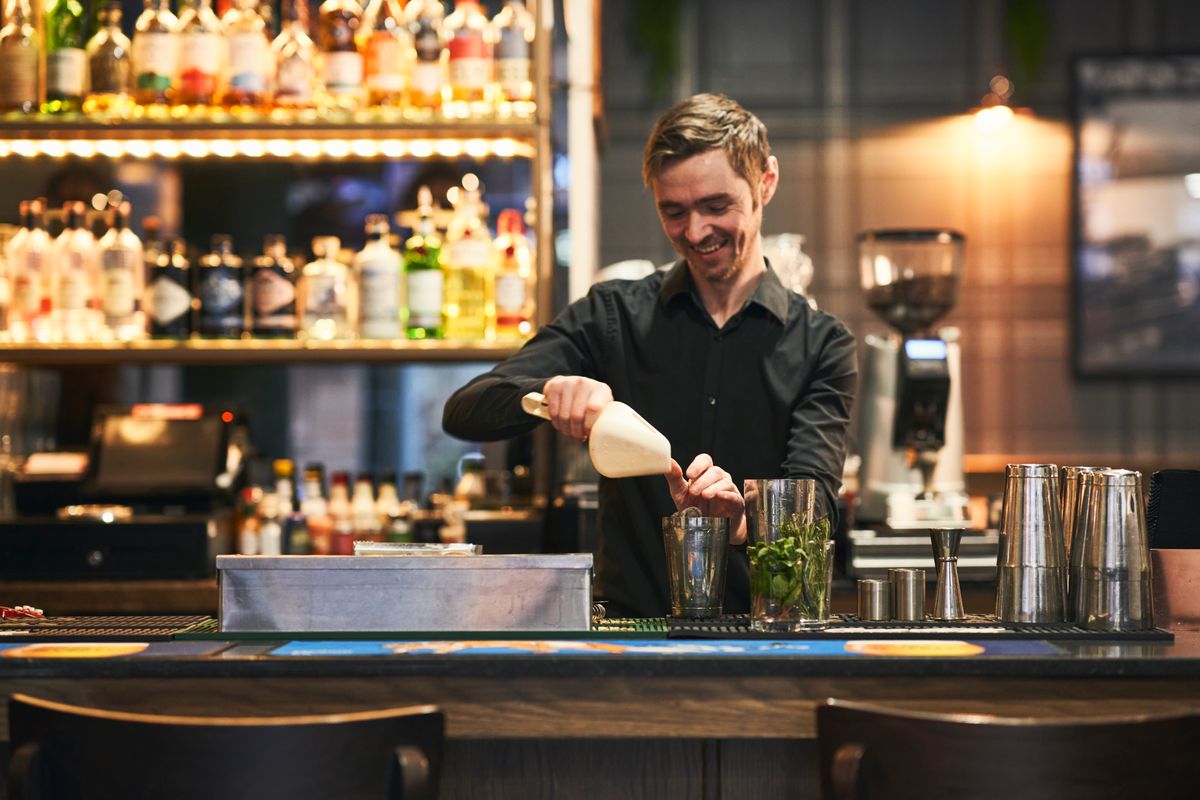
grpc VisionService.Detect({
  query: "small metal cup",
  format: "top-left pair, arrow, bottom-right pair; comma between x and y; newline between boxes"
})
857,579 -> 891,621
889,568 -> 925,621
995,464 -> 1067,623
1075,469 -> 1153,631
663,509 -> 729,619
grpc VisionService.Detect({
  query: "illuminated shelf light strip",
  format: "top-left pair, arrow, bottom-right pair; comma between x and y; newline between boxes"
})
2,137 -> 534,160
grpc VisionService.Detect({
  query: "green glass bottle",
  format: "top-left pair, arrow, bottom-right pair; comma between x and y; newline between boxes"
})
404,185 -> 445,339
44,0 -> 88,113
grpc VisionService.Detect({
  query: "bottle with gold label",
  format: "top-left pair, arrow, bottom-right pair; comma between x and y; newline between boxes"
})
221,0 -> 273,109
132,0 -> 179,108
492,208 -> 534,340
176,0 -> 223,109
251,235 -> 298,337
359,0 -> 410,108
443,0 -> 492,116
85,2 -> 133,117
403,0 -> 445,114
0,0 -> 41,114
43,0 -> 88,113
441,174 -> 494,340
272,0 -> 316,111
316,0 -> 364,113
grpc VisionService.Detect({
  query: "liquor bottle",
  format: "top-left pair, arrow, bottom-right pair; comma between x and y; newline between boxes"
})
441,175 -> 494,340
375,470 -> 411,542
0,226 -> 13,337
221,0 -> 272,108
132,0 -> 179,107
492,207 -> 534,340
8,199 -> 53,341
84,2 -> 133,117
257,491 -> 283,555
354,214 -> 402,339
0,0 -> 41,113
300,235 -> 353,339
316,0 -> 363,112
145,238 -> 193,338
491,0 -> 532,110
300,462 -> 331,555
327,470 -> 353,554
359,0 -> 410,107
351,472 -> 379,541
403,0 -> 444,113
250,234 -> 298,337
443,0 -> 491,115
98,200 -> 145,340
272,0 -> 316,110
55,201 -> 98,342
176,0 -> 223,108
43,0 -> 88,113
404,185 -> 443,339
197,234 -> 246,338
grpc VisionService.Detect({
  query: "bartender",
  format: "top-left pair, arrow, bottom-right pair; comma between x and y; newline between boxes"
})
443,93 -> 857,618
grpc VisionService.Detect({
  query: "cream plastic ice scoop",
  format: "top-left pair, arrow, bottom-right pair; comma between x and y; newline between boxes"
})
521,392 -> 672,478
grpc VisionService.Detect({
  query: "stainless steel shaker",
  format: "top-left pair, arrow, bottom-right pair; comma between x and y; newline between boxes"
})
1061,466 -> 1104,558
1074,469 -> 1153,631
995,464 -> 1068,623
1065,466 -> 1105,620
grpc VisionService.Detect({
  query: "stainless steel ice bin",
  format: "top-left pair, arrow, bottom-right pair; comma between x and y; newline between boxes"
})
217,554 -> 593,632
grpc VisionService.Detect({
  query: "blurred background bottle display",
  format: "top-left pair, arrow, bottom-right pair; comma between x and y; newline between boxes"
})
404,0 -> 446,113
221,0 -> 272,108
43,0 -> 88,114
441,174 -> 494,340
355,214 -> 403,339
301,235 -> 353,340
8,200 -> 52,342
55,201 -> 98,343
98,200 -> 144,341
250,234 -> 298,337
300,462 -> 331,555
132,0 -> 180,108
492,207 -> 533,340
146,239 -> 193,339
197,234 -> 245,338
404,185 -> 443,339
492,0 -> 533,109
0,0 -> 41,113
272,0 -> 316,110
317,0 -> 364,112
84,2 -> 133,116
360,0 -> 410,108
176,0 -> 223,108
443,0 -> 491,116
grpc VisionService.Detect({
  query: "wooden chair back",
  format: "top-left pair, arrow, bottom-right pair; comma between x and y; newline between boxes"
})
7,693 -> 444,800
817,698 -> 1200,800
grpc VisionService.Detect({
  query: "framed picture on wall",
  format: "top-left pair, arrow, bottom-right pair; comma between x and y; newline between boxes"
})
1071,54 -> 1200,377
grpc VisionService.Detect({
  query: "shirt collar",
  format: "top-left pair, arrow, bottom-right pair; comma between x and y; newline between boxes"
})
658,258 -> 791,324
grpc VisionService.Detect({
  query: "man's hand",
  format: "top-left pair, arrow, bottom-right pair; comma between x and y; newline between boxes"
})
665,454 -> 747,544
541,376 -> 614,441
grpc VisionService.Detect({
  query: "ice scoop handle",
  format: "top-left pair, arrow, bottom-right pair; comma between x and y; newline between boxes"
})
521,392 -> 552,421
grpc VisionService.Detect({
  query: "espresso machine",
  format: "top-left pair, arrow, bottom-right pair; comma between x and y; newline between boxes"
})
847,231 -> 994,579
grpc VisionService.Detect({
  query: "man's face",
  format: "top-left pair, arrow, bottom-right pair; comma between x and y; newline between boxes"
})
651,149 -> 776,285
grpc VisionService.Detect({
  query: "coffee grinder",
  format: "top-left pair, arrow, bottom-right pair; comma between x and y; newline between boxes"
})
854,229 -> 969,530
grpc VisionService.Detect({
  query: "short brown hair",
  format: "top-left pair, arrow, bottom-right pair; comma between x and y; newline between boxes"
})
642,93 -> 771,189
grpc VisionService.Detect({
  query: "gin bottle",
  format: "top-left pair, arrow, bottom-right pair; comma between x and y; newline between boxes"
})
272,0 -> 316,110
221,0 -> 272,108
491,0 -> 532,110
251,234 -> 298,337
316,0 -> 364,112
98,200 -> 145,340
146,239 -> 193,339
197,234 -> 246,338
404,185 -> 443,339
132,0 -> 179,107
85,2 -> 134,117
354,214 -> 402,339
55,201 -> 99,342
43,0 -> 88,113
443,0 -> 491,115
176,0 -> 223,108
403,0 -> 444,112
300,236 -> 353,339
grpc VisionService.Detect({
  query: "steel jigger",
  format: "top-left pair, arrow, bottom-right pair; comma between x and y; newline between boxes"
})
930,528 -> 966,621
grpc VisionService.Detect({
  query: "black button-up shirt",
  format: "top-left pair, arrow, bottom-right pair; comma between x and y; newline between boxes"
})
443,260 -> 857,618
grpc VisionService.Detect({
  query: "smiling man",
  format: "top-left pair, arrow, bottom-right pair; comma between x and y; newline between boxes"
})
443,93 -> 857,618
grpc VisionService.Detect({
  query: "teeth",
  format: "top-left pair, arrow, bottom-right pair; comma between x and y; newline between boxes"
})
694,241 -> 723,254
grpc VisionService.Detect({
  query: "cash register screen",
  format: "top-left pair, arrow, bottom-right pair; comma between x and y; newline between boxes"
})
90,413 -> 226,495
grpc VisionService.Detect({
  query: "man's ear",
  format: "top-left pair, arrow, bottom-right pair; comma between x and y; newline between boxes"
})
759,156 -> 780,207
